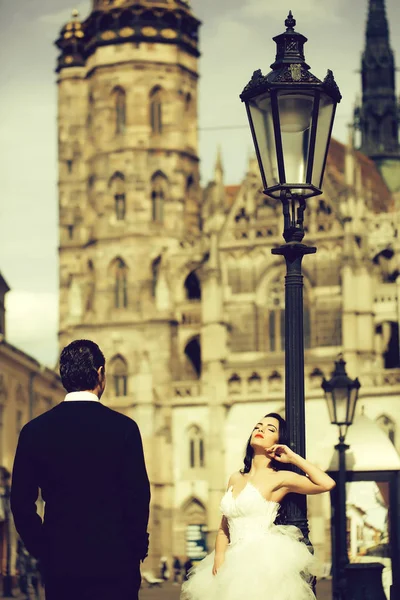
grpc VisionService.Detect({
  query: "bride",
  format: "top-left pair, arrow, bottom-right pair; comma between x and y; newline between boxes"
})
180,413 -> 335,600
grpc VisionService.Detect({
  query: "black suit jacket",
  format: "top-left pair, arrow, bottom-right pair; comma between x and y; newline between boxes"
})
10,400 -> 151,578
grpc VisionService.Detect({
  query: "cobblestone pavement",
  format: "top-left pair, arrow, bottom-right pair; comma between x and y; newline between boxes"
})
3,578 -> 333,599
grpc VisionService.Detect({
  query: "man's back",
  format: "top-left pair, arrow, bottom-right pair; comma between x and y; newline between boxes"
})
11,400 -> 150,578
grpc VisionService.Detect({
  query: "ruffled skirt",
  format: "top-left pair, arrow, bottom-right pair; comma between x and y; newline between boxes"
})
180,524 -> 316,600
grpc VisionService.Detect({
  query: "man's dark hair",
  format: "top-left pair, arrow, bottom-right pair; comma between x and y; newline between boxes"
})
60,340 -> 105,393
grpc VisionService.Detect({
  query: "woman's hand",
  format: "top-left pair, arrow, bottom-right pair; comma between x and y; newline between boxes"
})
266,444 -> 298,464
212,553 -> 225,575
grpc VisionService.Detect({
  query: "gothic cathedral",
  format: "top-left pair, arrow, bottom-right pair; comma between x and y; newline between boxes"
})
55,0 -> 400,571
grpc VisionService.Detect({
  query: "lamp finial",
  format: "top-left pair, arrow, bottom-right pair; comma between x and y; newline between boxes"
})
285,10 -> 296,31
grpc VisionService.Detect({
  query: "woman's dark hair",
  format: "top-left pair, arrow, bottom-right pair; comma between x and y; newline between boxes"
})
59,339 -> 105,393
240,412 -> 289,524
240,412 -> 288,474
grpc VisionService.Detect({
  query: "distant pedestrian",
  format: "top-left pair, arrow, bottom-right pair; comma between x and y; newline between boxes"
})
173,556 -> 182,584
16,542 -> 28,596
160,556 -> 169,580
183,557 -> 193,581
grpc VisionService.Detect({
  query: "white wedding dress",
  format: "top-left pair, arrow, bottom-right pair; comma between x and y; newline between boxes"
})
181,481 -> 316,600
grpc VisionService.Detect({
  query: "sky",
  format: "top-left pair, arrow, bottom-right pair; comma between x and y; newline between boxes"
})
1,0 -> 400,366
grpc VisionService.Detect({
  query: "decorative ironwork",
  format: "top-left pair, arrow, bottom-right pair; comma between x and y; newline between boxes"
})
285,10 -> 296,31
55,1 -> 201,71
323,70 -> 343,102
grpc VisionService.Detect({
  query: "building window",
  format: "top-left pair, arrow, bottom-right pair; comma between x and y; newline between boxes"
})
184,337 -> 201,379
112,258 -> 128,308
110,355 -> 128,397
150,87 -> 163,135
109,172 -> 126,220
151,171 -> 168,222
113,87 -> 126,135
188,425 -> 205,468
151,256 -> 161,297
87,92 -> 95,131
16,410 -> 23,436
184,271 -> 201,300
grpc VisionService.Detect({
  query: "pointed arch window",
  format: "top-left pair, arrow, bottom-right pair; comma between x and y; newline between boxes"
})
110,354 -> 128,397
188,425 -> 205,468
87,92 -> 94,131
151,171 -> 168,222
183,92 -> 192,132
113,87 -> 126,135
112,258 -> 128,308
150,87 -> 163,135
110,172 -> 126,220
86,260 -> 96,312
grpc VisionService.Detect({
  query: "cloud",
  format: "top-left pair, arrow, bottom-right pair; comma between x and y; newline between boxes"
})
5,290 -> 59,368
241,0 -> 343,22
38,2 -> 91,25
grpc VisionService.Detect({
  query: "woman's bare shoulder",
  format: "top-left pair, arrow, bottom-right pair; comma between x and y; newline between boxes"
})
227,471 -> 244,488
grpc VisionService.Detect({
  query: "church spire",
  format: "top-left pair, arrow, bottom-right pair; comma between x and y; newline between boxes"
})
355,0 -> 400,165
366,0 -> 388,38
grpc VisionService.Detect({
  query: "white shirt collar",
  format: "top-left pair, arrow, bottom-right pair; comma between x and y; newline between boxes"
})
64,391 -> 100,402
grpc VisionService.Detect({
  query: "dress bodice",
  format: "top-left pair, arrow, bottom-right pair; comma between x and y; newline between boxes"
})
219,482 -> 280,545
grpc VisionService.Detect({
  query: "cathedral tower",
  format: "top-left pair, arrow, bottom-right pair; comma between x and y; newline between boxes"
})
355,0 -> 400,191
55,1 -> 202,564
55,0 -> 201,350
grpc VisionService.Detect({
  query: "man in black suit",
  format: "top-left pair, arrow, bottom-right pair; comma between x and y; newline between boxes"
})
11,339 -> 151,600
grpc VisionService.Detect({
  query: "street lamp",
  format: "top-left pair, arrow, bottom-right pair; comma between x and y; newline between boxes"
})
1,468 -> 13,597
240,11 -> 342,543
322,357 -> 361,600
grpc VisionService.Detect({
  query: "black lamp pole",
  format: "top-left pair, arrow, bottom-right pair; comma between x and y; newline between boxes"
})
272,237 -> 315,542
2,469 -> 13,597
240,12 -> 342,545
334,435 -> 350,600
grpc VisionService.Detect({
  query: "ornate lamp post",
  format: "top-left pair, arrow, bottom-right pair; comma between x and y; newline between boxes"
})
322,357 -> 361,600
1,468 -> 13,597
240,11 -> 342,543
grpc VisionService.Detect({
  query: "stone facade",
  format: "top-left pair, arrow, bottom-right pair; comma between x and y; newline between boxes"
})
0,274 -> 65,575
55,0 -> 400,574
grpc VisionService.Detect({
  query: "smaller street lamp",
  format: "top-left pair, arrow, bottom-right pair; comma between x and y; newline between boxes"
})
322,357 -> 361,600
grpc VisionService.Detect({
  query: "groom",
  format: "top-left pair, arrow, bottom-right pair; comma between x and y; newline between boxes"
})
11,339 -> 151,600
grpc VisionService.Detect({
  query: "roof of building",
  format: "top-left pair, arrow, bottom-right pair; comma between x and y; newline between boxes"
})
313,414 -> 400,472
225,185 -> 240,209
0,272 -> 10,294
223,138 -> 393,215
0,338 -> 61,384
326,138 -> 393,213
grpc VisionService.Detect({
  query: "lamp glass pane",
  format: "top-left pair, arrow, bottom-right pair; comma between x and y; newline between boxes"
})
277,91 -> 314,191
325,390 -> 336,425
249,93 -> 279,188
312,92 -> 335,189
347,386 -> 359,426
332,386 -> 349,425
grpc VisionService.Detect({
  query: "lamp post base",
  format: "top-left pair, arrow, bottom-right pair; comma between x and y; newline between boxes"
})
345,563 -> 386,600
3,574 -> 13,597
